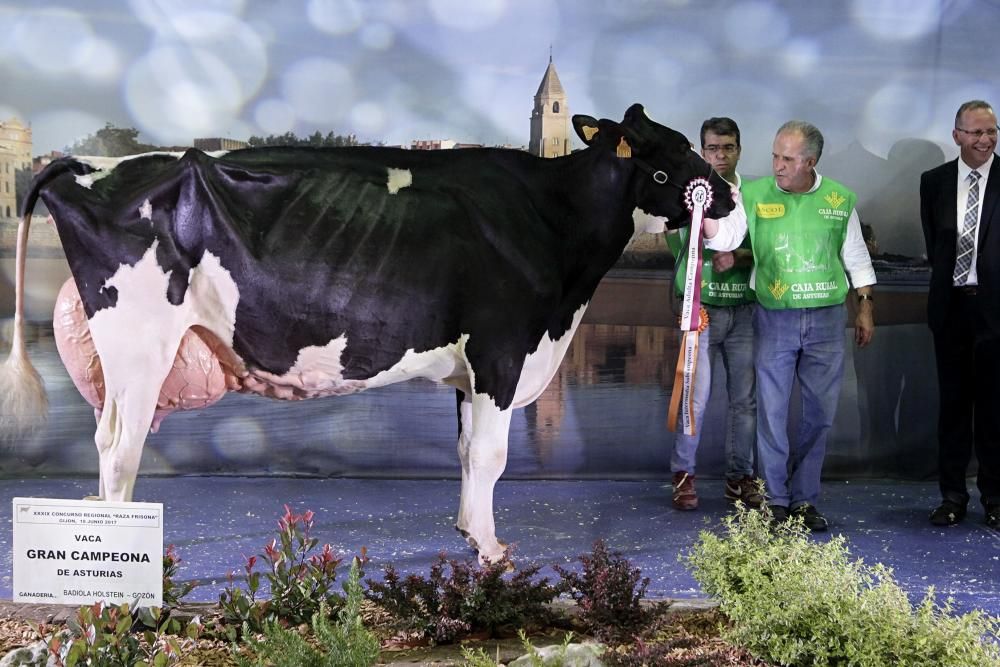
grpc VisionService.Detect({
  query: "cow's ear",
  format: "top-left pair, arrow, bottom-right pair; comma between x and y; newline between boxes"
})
573,115 -> 602,145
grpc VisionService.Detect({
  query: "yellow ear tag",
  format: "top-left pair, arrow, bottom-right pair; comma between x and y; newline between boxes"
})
582,125 -> 599,141
616,137 -> 632,159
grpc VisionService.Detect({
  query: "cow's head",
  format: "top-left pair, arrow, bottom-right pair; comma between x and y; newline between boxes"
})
573,104 -> 734,230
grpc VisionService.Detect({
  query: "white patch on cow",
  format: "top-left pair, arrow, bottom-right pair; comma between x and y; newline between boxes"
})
83,242 -> 242,500
386,167 -> 412,194
632,207 -> 667,237
72,153 -> 177,189
366,334 -> 470,392
252,335 -> 353,395
75,174 -> 97,189
186,251 -> 240,347
511,303 -> 588,408
242,333 -> 470,400
139,199 -> 152,221
89,244 -> 240,358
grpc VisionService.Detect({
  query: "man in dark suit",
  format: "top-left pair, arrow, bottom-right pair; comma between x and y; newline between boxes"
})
920,99 -> 1000,528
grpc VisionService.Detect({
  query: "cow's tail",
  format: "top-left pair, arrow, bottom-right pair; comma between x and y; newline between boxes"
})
0,170 -> 56,445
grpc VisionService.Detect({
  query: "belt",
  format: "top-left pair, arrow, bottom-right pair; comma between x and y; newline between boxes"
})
953,285 -> 978,296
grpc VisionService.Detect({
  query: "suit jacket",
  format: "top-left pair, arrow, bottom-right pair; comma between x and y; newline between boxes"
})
920,155 -> 1000,338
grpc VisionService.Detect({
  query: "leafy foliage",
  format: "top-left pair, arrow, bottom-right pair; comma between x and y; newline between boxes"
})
161,544 -> 196,609
366,550 -> 561,643
66,123 -> 160,156
35,602 -> 201,667
246,131 -> 364,148
219,505 -> 352,633
233,559 -> 379,667
687,504 -> 1000,667
555,539 -> 652,642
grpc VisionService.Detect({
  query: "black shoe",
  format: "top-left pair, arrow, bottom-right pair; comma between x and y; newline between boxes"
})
986,504 -> 1000,529
792,503 -> 828,532
929,500 -> 967,526
768,504 -> 789,525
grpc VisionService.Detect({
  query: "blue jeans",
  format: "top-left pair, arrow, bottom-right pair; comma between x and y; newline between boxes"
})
753,304 -> 846,509
670,304 -> 756,479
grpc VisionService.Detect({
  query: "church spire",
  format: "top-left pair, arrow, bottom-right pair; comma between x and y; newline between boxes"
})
529,51 -> 570,158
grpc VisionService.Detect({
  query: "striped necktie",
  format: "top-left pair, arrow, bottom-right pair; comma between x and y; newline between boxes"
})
953,170 -> 981,285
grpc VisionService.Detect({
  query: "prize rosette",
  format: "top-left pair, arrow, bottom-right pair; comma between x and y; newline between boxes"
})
668,176 -> 716,436
684,177 -> 714,215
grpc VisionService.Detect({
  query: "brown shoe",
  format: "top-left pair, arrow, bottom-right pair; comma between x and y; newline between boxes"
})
724,475 -> 766,508
672,471 -> 698,510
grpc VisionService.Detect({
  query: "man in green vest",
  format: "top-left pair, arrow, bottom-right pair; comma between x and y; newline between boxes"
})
666,117 -> 761,511
703,120 -> 876,531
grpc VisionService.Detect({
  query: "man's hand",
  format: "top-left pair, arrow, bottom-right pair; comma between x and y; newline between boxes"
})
855,294 -> 874,347
712,251 -> 735,272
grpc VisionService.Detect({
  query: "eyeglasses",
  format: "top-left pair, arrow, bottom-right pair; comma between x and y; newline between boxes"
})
703,143 -> 739,154
955,126 -> 999,139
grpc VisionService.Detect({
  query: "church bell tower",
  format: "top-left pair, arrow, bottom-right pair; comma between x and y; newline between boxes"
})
529,52 -> 570,158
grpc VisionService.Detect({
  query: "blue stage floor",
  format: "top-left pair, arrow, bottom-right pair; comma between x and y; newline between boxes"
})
2,477 -> 999,616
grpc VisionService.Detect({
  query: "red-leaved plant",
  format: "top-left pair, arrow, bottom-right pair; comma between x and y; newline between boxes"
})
219,504 -> 361,633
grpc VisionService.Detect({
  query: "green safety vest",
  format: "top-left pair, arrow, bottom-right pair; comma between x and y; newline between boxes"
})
742,175 -> 854,309
666,228 -> 753,307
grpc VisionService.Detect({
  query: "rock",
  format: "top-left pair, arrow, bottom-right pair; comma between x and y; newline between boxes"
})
0,640 -> 50,667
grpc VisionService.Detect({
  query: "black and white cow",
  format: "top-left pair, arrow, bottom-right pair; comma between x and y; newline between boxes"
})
1,104 -> 736,562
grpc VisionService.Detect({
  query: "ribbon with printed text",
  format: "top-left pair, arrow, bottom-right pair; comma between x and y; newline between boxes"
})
667,177 -> 713,436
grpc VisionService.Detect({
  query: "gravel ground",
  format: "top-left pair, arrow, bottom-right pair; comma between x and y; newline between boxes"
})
0,600 -> 770,666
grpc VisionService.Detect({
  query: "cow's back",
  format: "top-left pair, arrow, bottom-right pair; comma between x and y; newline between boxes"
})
42,148 -> 580,397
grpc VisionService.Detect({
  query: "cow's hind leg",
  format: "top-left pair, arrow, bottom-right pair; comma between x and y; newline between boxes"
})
455,392 -> 512,564
86,322 -> 185,502
91,354 -> 175,501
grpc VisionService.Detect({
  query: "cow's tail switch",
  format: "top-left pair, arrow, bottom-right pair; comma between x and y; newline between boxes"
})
0,193 -> 49,445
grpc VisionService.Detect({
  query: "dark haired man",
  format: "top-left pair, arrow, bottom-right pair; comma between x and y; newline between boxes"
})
666,117 -> 760,511
921,100 -> 1000,528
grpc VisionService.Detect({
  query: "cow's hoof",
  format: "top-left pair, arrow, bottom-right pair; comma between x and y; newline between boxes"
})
477,548 -> 513,570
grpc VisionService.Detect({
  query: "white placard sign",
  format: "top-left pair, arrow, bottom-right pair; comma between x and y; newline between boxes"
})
13,497 -> 163,607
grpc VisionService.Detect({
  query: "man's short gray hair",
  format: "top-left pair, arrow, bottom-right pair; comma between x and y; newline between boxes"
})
955,100 -> 994,126
777,120 -> 824,162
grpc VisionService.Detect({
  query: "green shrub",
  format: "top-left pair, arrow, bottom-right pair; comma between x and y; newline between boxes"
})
554,539 -> 652,642
162,545 -> 196,609
366,550 -> 561,643
234,558 -> 379,667
36,601 -> 201,667
219,505 -> 354,633
686,504 -> 1000,667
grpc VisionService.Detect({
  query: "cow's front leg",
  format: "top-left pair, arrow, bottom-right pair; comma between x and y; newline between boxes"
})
455,395 -> 473,537
455,393 -> 512,565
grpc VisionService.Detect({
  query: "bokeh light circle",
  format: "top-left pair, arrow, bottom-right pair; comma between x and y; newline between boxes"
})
125,45 -> 243,144
307,0 -> 364,35
254,98 -> 297,136
429,0 -> 506,31
724,1 -> 790,54
10,8 -> 95,75
281,58 -> 355,125
850,0 -> 941,41
360,22 -> 395,50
